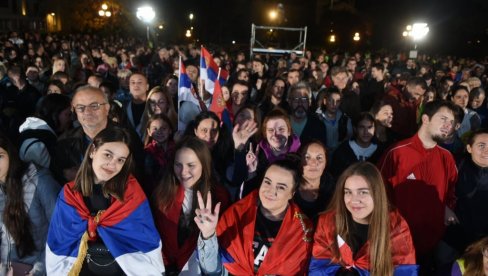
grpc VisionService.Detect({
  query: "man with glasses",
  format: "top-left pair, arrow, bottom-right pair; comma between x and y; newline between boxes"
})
288,81 -> 326,146
55,85 -> 145,184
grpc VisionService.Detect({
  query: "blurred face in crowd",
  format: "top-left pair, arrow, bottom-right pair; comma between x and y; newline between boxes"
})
237,70 -> 249,82
148,92 -> 168,115
186,65 -> 199,83
346,59 -> 357,73
259,165 -> 295,219
451,88 -> 469,109
90,142 -> 129,183
332,72 -> 349,90
324,92 -> 341,115
287,71 -> 300,86
165,78 -> 178,96
26,67 -> 39,81
221,86 -> 230,102
72,88 -> 109,133
371,67 -> 383,80
174,147 -> 202,188
467,133 -> 488,168
53,59 -> 66,74
271,79 -> 286,100
354,119 -> 375,148
252,61 -> 264,74
470,93 -> 486,109
147,119 -> 171,144
344,175 -> 374,224
129,74 -> 149,100
423,107 -> 455,143
0,147 -> 9,183
234,108 -> 255,127
231,83 -> 249,107
47,84 -> 62,94
87,76 -> 102,88
406,84 -> 426,102
289,88 -> 310,120
195,118 -> 219,149
303,143 -> 326,182
423,91 -> 435,104
375,105 -> 393,128
265,118 -> 290,150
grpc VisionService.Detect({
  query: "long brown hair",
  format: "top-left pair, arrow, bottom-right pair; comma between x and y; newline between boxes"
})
141,86 -> 178,134
462,236 -> 488,276
328,162 -> 393,276
153,137 -> 213,226
0,134 -> 35,257
72,127 -> 133,201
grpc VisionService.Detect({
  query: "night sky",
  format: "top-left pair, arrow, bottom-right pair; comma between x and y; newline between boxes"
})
125,0 -> 488,55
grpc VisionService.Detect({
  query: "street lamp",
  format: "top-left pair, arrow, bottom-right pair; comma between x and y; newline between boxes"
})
137,6 -> 156,42
185,29 -> 192,38
329,34 -> 336,43
403,22 -> 429,49
189,13 -> 194,21
353,32 -> 360,42
269,10 -> 278,21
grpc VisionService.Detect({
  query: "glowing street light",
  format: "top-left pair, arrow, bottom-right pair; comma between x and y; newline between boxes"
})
101,3 -> 108,10
403,23 -> 429,41
185,29 -> 192,38
137,6 -> 156,43
329,35 -> 336,43
353,32 -> 360,41
189,13 -> 194,20
269,10 -> 278,20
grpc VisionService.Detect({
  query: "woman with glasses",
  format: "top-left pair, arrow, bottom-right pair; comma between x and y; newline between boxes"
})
451,237 -> 488,276
309,162 -> 417,275
140,86 -> 177,141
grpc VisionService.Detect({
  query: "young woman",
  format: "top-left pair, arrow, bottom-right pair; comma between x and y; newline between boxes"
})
46,127 -> 165,276
309,162 -> 417,275
144,114 -> 176,193
451,237 -> 488,276
140,86 -> 178,141
188,111 -> 233,183
371,100 -> 395,146
258,78 -> 289,118
239,108 -> 301,197
451,85 -> 481,138
0,134 -> 60,276
152,137 -> 229,275
294,141 -> 336,222
196,157 -> 313,275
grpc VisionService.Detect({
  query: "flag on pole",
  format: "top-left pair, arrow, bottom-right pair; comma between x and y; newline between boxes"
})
200,46 -> 229,93
209,73 -> 226,119
178,57 -> 198,106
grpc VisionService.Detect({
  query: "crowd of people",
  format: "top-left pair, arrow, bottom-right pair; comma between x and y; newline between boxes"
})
1,30 -> 488,275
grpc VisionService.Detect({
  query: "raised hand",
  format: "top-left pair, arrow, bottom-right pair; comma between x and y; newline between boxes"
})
246,142 -> 260,173
232,120 -> 258,150
194,191 -> 221,239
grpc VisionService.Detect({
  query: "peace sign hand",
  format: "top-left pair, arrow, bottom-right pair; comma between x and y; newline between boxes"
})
194,191 -> 221,239
246,142 -> 260,173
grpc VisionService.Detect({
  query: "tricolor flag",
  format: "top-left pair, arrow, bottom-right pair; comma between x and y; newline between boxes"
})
178,57 -> 197,106
200,46 -> 229,94
209,72 -> 227,119
46,176 -> 165,276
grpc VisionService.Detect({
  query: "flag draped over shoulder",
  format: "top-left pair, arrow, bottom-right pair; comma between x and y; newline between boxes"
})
46,176 -> 165,276
217,190 -> 313,276
200,46 -> 229,94
309,210 -> 417,276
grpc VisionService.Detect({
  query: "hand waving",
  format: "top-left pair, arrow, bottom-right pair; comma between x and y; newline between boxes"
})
232,120 -> 258,150
194,191 -> 221,239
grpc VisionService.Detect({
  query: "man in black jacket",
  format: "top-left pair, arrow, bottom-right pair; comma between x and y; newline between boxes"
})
55,85 -> 145,185
288,81 -> 327,147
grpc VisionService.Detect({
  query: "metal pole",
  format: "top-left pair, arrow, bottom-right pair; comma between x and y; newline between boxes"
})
146,25 -> 150,41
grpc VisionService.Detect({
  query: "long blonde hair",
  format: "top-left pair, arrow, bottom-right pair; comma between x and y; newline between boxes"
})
328,162 -> 393,276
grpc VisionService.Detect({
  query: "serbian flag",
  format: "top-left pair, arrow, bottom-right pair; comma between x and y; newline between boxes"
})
178,57 -> 197,106
46,176 -> 165,276
200,46 -> 229,94
209,77 -> 226,119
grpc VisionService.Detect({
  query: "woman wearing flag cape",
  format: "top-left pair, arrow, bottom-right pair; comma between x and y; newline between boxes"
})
152,136 -> 230,275
309,162 -> 418,275
46,127 -> 165,276
195,156 -> 314,275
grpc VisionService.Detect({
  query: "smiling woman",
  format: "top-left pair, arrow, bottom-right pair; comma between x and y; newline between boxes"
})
309,162 -> 417,276
46,127 -> 165,276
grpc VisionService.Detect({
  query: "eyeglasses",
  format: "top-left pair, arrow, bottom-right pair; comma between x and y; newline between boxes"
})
291,97 -> 309,104
73,102 -> 107,113
149,100 -> 167,106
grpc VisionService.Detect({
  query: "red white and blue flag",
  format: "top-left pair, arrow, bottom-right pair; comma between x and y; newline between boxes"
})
200,46 -> 229,94
46,176 -> 165,275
